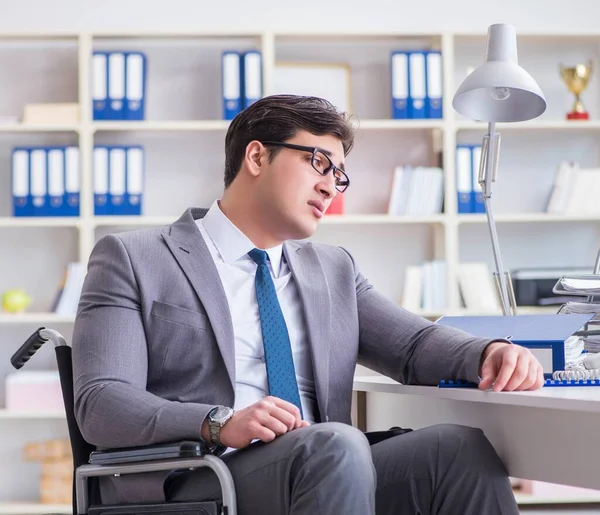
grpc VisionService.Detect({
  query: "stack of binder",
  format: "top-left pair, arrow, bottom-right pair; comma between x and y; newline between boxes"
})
391,50 -> 443,119
92,51 -> 147,120
93,145 -> 145,216
222,50 -> 263,120
555,274 -> 600,352
456,144 -> 485,214
436,313 -> 596,378
12,146 -> 80,217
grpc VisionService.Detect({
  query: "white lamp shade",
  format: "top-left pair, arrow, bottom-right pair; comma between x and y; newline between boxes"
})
453,24 -> 547,123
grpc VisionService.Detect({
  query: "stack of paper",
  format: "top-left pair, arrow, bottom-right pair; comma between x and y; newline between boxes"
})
388,166 -> 444,216
555,274 -> 600,353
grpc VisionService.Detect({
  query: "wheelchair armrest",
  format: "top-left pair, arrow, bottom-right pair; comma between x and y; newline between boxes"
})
89,440 -> 208,466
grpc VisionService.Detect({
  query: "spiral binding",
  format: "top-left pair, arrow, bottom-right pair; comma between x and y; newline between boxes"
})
544,378 -> 600,386
552,367 -> 600,381
438,380 -> 479,388
439,378 -> 600,388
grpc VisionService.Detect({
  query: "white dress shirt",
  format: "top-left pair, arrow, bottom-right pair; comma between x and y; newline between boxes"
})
195,200 -> 318,424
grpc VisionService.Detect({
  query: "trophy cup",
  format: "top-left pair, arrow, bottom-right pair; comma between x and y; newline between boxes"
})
560,60 -> 593,120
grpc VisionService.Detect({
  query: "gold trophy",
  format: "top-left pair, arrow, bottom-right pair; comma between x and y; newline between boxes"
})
560,60 -> 593,120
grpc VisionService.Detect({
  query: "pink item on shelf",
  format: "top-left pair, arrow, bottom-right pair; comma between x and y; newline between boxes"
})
5,371 -> 65,413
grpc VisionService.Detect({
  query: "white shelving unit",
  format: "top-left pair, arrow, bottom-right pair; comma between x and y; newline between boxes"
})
2,30 -> 595,318
1,28 -> 600,508
0,503 -> 70,515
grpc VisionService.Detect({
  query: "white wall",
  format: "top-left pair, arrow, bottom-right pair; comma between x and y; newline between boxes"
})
1,0 -> 597,33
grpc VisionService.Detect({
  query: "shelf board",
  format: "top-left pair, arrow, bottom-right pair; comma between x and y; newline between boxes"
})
514,492 -> 600,505
93,214 -> 446,227
93,120 -> 231,131
92,215 -> 178,227
0,217 -> 81,228
356,119 -> 444,130
458,213 -> 600,224
92,29 -> 263,38
0,123 -> 79,132
92,119 -> 445,132
0,313 -> 75,325
0,503 -> 70,514
0,410 -> 65,420
456,120 -> 600,131
321,214 -> 446,224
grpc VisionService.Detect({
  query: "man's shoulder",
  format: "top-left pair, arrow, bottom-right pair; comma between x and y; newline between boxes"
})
95,224 -> 171,255
107,225 -> 168,243
287,239 -> 355,266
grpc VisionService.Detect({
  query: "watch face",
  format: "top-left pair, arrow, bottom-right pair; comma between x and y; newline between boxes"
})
212,407 -> 233,423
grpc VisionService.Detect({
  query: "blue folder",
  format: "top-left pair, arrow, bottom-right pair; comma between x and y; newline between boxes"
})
390,51 -> 409,119
436,314 -> 596,377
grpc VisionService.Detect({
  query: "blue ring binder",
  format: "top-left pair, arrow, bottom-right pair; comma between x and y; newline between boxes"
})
438,378 -> 600,388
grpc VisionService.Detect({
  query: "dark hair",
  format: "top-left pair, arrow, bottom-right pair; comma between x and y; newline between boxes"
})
223,94 -> 355,188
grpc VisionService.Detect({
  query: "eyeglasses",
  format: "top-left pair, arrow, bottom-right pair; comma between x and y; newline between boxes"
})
261,141 -> 350,193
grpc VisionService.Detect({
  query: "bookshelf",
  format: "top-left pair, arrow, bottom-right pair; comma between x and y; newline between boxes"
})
0,503 -> 70,514
1,28 -> 600,508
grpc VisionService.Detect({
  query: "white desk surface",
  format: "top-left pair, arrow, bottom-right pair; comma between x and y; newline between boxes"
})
353,374 -> 600,492
353,375 -> 600,414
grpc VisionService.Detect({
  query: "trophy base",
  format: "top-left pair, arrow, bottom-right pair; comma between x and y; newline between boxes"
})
567,111 -> 590,120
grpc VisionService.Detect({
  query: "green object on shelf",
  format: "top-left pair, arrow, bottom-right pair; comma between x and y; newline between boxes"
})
1,289 -> 31,313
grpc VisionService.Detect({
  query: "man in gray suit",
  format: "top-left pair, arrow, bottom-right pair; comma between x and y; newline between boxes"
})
73,94 -> 544,514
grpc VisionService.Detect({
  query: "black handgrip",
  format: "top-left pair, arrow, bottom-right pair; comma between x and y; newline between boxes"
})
10,327 -> 48,370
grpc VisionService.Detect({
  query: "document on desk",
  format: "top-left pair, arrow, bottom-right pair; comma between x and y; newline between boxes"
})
555,275 -> 600,294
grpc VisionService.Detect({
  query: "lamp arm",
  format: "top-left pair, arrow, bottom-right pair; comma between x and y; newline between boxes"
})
479,122 -> 518,315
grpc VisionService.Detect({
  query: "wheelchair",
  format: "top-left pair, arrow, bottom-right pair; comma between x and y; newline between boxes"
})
10,327 -> 237,515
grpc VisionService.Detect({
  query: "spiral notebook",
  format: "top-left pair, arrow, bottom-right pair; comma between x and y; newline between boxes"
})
438,379 -> 600,388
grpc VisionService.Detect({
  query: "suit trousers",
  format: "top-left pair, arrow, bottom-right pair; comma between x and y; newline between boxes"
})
165,421 -> 519,515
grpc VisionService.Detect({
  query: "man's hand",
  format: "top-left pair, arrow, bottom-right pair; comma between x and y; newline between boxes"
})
202,396 -> 310,449
478,341 -> 544,392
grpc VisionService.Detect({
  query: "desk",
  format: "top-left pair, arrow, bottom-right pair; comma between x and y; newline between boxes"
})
353,375 -> 600,498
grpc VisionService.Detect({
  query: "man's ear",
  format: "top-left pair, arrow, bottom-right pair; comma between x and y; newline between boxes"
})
244,141 -> 265,178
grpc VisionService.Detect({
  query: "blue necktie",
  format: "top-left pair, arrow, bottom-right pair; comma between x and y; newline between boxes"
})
248,248 -> 303,417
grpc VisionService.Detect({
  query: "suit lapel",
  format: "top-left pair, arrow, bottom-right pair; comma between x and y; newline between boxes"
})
284,241 -> 331,422
162,209 -> 236,394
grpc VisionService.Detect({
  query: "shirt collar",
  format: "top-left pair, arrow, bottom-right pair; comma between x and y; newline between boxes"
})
197,200 -> 284,277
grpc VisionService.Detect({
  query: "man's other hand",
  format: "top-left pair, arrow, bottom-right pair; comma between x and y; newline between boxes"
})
478,341 -> 544,392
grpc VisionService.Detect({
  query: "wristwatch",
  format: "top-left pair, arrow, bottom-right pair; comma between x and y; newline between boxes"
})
207,406 -> 235,448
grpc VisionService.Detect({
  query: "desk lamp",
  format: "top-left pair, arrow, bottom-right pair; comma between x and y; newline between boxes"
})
452,23 -> 547,315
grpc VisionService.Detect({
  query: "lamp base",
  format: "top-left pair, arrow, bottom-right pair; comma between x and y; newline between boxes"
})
567,111 -> 590,120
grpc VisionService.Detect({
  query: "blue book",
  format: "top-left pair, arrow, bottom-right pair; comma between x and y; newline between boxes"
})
46,147 -> 65,216
241,50 -> 262,109
425,51 -> 443,119
29,148 -> 48,217
408,52 -> 426,119
92,52 -> 109,120
107,52 -> 126,120
456,145 -> 472,214
12,148 -> 30,217
222,51 -> 242,120
64,146 -> 80,217
390,51 -> 409,119
108,146 -> 127,215
125,52 -> 147,120
93,146 -> 110,215
471,145 -> 485,213
123,145 -> 144,215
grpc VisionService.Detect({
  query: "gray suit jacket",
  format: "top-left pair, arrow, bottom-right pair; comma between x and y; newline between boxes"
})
72,207 -> 493,504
